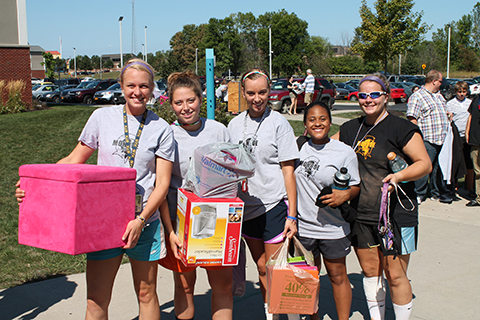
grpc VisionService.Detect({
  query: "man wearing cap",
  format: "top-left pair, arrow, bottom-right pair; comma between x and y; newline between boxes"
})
407,70 -> 451,204
303,69 -> 315,105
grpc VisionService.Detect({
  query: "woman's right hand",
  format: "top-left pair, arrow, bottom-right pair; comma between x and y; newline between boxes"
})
15,180 -> 25,204
169,231 -> 182,260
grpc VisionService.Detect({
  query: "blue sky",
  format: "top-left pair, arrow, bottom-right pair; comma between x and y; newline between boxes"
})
26,0 -> 476,59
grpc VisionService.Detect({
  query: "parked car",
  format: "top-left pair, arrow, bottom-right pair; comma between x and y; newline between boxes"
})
348,86 -> 406,104
347,91 -> 359,101
111,81 -> 166,105
93,82 -> 121,104
335,82 -> 358,93
391,82 -> 418,100
32,84 -> 58,100
39,85 -> 77,103
388,75 -> 419,83
333,85 -> 350,100
268,77 -> 335,113
54,78 -> 80,87
61,79 -> 116,104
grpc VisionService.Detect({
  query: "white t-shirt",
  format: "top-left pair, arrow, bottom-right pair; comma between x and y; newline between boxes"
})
446,97 -> 472,137
295,139 -> 360,239
228,108 -> 299,220
79,105 -> 175,224
167,118 -> 231,219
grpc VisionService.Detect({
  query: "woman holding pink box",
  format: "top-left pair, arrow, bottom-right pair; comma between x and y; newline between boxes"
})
16,58 -> 174,320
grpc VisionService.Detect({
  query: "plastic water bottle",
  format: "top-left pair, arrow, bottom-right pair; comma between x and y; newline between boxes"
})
332,167 -> 350,190
387,152 -> 408,173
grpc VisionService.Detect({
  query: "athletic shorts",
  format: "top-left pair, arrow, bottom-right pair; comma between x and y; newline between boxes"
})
297,235 -> 351,260
350,220 -> 417,256
87,219 -> 162,262
242,200 -> 287,243
463,140 -> 473,170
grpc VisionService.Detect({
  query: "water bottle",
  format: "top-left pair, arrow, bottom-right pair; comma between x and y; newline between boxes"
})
332,167 -> 350,190
387,152 -> 408,173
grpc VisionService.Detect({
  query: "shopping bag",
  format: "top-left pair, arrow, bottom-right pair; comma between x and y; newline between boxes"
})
183,142 -> 256,198
266,237 -> 319,315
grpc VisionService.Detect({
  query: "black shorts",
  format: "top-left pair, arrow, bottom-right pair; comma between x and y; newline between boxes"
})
350,220 -> 418,256
297,235 -> 351,260
242,200 -> 287,243
463,139 -> 473,170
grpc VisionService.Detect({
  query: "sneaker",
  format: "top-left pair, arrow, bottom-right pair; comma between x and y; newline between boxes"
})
466,200 -> 480,207
468,190 -> 477,199
438,195 -> 453,204
417,196 -> 422,205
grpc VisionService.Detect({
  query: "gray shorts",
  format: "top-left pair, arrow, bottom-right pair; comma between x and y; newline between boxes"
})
296,235 -> 351,260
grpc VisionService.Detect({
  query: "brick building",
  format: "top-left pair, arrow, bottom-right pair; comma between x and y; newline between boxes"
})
0,0 -> 31,107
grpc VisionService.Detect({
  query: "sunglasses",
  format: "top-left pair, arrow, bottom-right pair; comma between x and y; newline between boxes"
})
358,91 -> 387,99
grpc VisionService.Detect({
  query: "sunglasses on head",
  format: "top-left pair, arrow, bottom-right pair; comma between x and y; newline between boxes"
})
358,91 -> 386,99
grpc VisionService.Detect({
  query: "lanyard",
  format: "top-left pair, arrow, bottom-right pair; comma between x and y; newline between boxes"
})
352,111 -> 388,152
123,106 -> 148,168
378,182 -> 393,250
242,108 -> 270,145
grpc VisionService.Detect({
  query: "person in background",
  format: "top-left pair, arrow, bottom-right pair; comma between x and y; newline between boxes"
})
303,69 -> 315,106
16,58 -> 174,320
446,81 -> 475,199
407,70 -> 451,204
332,73 -> 431,320
287,75 -> 299,115
465,94 -> 480,207
159,71 -> 233,320
295,101 -> 360,320
227,68 -> 299,320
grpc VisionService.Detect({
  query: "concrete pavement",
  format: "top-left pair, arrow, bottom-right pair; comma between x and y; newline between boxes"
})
1,189 -> 479,320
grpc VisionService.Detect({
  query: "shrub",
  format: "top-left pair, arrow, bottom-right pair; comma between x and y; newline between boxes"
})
0,80 -> 27,114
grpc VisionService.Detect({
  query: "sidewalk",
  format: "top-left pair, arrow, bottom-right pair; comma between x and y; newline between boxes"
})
1,191 -> 479,320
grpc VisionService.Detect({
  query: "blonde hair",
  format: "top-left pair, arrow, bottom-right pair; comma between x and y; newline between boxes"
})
120,58 -> 155,85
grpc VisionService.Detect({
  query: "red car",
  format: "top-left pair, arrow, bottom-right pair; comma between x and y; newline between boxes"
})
348,87 -> 406,104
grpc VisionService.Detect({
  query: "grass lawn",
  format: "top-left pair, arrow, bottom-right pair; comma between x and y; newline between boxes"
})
0,105 -> 100,289
0,106 -> 339,289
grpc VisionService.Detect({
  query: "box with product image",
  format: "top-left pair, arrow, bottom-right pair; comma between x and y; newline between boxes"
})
176,188 -> 244,267
18,164 -> 136,255
267,258 -> 320,315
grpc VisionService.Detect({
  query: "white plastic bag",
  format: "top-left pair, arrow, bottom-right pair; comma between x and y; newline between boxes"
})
183,142 -> 256,198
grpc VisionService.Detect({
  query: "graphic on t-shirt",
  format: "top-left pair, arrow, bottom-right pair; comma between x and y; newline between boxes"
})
298,156 -> 320,179
356,135 -> 376,160
112,134 -> 134,163
239,133 -> 258,154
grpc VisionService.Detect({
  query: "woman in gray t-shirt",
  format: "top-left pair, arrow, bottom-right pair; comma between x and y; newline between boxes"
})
158,71 -> 233,320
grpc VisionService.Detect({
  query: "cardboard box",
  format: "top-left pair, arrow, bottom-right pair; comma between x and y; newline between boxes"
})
18,164 -> 136,255
267,265 -> 320,314
176,188 -> 244,267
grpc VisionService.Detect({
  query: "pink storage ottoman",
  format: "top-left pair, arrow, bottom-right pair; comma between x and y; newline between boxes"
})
18,164 -> 136,255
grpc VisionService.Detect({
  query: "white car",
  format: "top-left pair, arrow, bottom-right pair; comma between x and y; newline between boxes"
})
469,78 -> 480,96
32,84 -> 58,100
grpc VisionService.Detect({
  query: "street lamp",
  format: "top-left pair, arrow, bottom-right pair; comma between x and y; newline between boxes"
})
142,44 -> 145,60
195,48 -> 199,75
73,47 -> 77,78
119,16 -> 124,69
144,26 -> 148,63
268,25 -> 272,78
447,25 -> 451,78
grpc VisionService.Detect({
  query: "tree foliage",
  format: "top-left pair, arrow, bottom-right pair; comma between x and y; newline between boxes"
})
351,0 -> 430,72
41,52 -> 56,79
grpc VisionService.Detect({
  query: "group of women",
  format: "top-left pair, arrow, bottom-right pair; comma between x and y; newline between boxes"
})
16,58 -> 431,320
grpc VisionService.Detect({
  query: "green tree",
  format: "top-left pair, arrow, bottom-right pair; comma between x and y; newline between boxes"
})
231,12 -> 262,70
169,24 -> 206,72
41,52 -> 56,79
257,10 -> 310,77
104,58 -> 114,69
304,35 -> 333,74
78,55 -> 92,71
91,55 -> 100,70
472,2 -> 480,50
351,0 -> 430,72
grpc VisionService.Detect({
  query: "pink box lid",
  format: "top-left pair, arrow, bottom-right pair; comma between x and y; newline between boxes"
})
19,164 -> 136,183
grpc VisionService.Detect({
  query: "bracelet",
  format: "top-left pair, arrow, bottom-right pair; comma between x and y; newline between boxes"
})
136,215 -> 146,226
286,215 -> 297,221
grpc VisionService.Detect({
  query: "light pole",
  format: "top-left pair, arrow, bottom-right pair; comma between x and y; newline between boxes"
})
73,47 -> 77,78
119,16 -> 124,69
144,26 -> 148,63
195,48 -> 199,75
142,44 -> 145,60
268,25 -> 272,78
447,25 -> 451,79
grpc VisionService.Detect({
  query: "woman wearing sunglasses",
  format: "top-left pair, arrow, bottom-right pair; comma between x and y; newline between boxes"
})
331,73 -> 431,320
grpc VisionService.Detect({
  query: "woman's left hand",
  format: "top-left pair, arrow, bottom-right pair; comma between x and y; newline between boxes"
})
122,218 -> 144,249
382,173 -> 401,192
283,218 -> 297,239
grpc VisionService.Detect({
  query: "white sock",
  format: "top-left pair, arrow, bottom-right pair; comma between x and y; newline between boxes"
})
393,300 -> 413,320
287,314 -> 300,320
363,276 -> 386,320
265,303 -> 273,320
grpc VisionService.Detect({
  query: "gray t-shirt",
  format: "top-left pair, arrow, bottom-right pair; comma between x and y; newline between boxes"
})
79,105 -> 175,223
295,139 -> 360,239
167,118 -> 231,219
228,109 -> 299,220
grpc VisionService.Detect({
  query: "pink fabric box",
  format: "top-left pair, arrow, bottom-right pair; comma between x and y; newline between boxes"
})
18,164 -> 136,255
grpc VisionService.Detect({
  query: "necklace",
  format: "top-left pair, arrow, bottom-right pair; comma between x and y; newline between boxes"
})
352,111 -> 388,151
242,107 -> 270,144
173,119 -> 201,127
